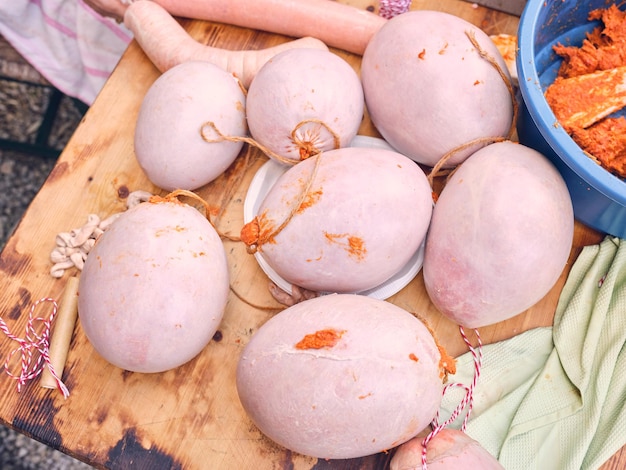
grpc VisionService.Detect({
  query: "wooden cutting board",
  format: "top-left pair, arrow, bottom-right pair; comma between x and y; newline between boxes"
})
0,1 -> 617,469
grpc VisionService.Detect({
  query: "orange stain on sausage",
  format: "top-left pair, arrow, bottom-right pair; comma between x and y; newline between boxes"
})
295,329 -> 346,350
240,211 -> 277,247
297,189 -> 323,213
324,232 -> 366,260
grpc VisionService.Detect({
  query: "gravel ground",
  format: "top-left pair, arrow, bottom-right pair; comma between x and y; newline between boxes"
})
0,76 -> 79,247
0,427 -> 91,470
0,76 -> 93,469
0,151 -> 56,246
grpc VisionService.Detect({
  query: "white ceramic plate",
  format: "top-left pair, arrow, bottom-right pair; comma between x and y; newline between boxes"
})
242,135 -> 426,300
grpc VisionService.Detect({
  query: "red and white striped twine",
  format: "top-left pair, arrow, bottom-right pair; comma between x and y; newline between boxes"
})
421,326 -> 483,469
0,297 -> 69,398
379,0 -> 412,19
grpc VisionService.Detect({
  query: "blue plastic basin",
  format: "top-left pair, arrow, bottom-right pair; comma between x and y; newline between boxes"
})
516,0 -> 626,237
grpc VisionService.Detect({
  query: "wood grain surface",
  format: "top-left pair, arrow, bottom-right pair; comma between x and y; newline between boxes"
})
0,1 -> 617,469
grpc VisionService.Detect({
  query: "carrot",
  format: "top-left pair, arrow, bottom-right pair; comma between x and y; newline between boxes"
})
124,1 -> 329,87
152,0 -> 388,55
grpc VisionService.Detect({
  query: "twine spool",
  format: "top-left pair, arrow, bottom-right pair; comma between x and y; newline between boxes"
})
0,297 -> 69,398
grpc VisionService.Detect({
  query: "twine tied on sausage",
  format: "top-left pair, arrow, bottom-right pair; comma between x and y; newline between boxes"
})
427,30 -> 518,191
240,152 -> 324,254
200,118 -> 341,166
0,297 -> 69,398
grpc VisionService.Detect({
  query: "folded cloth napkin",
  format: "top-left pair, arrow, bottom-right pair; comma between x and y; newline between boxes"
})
440,236 -> 626,470
0,0 -> 132,105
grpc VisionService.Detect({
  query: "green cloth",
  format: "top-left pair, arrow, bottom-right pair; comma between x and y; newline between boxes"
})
440,236 -> 626,470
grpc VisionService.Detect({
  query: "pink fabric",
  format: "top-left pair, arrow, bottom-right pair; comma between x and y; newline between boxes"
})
0,0 -> 411,104
0,0 -> 132,105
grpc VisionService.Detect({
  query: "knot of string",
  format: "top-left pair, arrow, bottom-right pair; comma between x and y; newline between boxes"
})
290,118 -> 341,160
200,121 -> 296,165
242,152 -> 324,254
421,326 -> 482,469
0,298 -> 69,398
379,0 -> 412,18
200,119 -> 341,166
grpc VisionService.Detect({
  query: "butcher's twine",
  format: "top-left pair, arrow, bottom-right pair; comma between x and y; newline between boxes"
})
421,326 -> 483,469
379,0 -> 412,18
0,297 -> 69,398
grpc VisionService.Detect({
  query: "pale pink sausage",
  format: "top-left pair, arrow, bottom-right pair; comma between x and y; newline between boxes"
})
124,0 -> 329,87
154,0 -> 387,54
